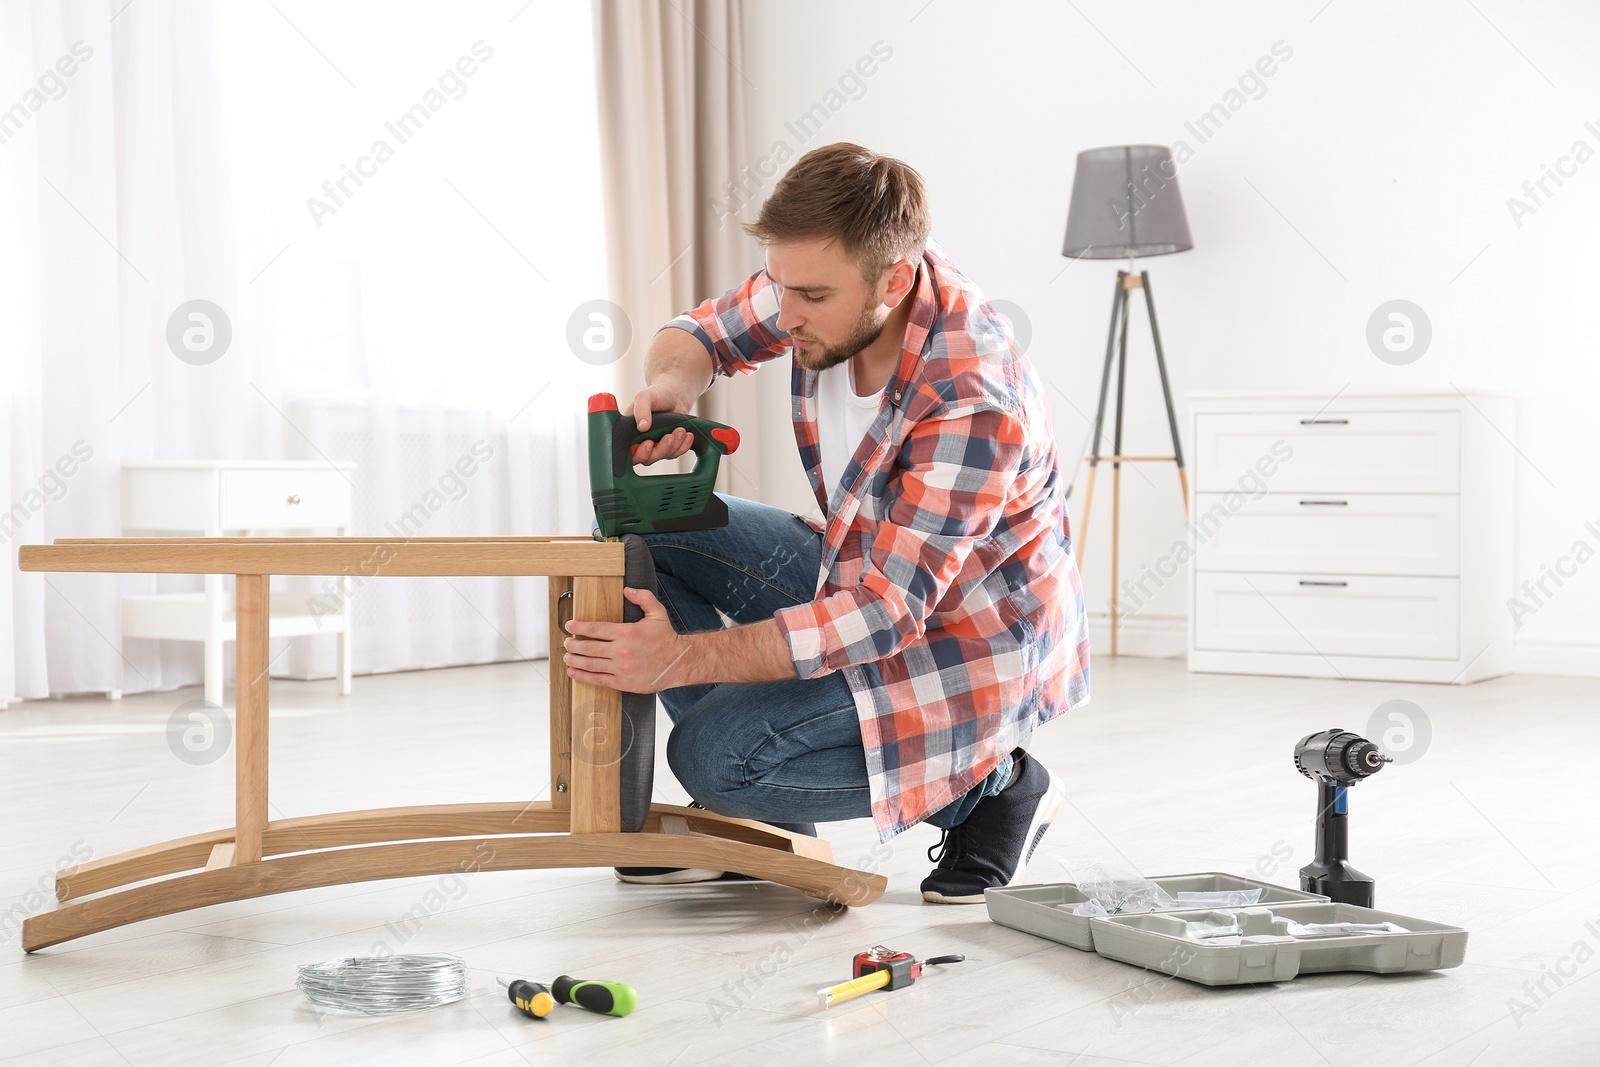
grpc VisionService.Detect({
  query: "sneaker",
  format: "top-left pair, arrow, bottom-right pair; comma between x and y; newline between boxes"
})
614,804 -> 817,884
920,749 -> 1064,904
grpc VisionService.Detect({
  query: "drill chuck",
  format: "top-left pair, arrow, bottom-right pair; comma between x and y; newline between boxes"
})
1295,729 -> 1390,784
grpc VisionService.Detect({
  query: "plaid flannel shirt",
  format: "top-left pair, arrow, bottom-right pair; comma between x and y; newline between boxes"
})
663,241 -> 1091,840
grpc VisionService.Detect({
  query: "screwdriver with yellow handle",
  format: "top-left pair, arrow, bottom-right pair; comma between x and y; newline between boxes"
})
817,946 -> 964,1008
500,978 -> 556,1019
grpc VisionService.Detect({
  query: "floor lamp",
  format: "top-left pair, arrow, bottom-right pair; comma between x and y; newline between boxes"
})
1063,145 -> 1193,656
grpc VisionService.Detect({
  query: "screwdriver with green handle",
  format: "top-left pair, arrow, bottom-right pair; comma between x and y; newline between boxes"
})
500,975 -> 638,1019
552,974 -> 638,1017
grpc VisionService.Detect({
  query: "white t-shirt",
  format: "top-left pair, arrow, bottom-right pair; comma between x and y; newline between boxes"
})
815,357 -> 886,514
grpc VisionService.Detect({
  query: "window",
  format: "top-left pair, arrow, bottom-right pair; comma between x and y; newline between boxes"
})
218,1 -> 611,414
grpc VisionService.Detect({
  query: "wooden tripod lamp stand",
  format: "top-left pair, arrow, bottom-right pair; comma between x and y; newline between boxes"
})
1062,145 -> 1195,656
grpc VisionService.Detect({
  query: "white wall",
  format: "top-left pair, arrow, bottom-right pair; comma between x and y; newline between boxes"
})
741,0 -> 1600,676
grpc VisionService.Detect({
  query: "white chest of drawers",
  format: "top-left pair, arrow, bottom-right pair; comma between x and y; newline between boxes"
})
120,461 -> 357,706
1186,392 -> 1513,684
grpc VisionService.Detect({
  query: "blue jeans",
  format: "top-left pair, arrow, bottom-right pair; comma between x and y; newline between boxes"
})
643,493 -> 1012,831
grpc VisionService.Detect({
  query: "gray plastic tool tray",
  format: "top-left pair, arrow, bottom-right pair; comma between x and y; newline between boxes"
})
1090,902 -> 1469,986
985,872 -> 1328,952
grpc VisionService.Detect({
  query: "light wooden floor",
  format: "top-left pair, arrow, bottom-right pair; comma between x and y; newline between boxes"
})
2,656 -> 1596,1066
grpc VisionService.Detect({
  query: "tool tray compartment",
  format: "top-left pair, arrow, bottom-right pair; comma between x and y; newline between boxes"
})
985,873 -> 1328,951
1088,902 -> 1468,986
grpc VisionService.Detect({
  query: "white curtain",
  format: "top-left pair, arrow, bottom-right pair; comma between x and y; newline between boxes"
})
593,0 -> 810,514
2,1 -> 611,704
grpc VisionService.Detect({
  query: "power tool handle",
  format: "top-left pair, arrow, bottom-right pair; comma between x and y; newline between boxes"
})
612,411 -> 708,475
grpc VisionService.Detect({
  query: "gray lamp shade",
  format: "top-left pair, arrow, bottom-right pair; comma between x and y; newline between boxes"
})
1062,145 -> 1193,259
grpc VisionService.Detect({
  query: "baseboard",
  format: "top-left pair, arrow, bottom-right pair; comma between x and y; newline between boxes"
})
271,659 -> 515,682
1512,637 -> 1600,678
1085,612 -> 1186,659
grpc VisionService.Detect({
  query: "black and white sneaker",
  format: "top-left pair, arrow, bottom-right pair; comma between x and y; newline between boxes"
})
613,805 -> 817,884
920,749 -> 1064,904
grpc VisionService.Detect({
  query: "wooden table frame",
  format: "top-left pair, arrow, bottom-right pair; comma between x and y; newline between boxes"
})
17,536 -> 885,952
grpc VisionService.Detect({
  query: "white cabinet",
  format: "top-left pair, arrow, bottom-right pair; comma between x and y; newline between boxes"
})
120,461 -> 357,706
1187,392 -> 1512,684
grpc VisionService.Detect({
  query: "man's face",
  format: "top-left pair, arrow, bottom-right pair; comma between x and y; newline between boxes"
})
766,236 -> 889,372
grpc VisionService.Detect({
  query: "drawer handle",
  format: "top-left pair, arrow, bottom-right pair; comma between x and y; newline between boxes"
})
1299,418 -> 1349,425
287,494 -> 302,505
1298,579 -> 1349,587
1298,499 -> 1348,507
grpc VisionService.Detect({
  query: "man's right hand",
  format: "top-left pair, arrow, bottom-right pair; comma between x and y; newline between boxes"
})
624,385 -> 695,466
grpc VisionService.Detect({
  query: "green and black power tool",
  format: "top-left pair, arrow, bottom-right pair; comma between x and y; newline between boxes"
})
587,392 -> 740,539
581,393 -> 741,835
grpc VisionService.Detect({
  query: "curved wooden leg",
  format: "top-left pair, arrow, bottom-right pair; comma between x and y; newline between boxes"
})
25,832 -> 886,952
58,802 -> 578,901
58,801 -> 834,901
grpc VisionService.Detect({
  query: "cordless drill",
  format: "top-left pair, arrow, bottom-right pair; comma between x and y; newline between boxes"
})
1294,728 -> 1392,908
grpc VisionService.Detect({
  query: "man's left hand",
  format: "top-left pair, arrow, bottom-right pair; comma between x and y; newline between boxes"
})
562,587 -> 693,694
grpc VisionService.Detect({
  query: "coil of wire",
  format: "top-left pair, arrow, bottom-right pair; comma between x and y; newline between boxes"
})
296,954 -> 469,1015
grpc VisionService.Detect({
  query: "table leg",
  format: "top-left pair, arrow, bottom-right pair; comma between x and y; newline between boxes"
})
204,573 -> 225,709
548,576 -> 573,810
235,573 -> 271,863
337,527 -> 353,695
569,574 -> 623,834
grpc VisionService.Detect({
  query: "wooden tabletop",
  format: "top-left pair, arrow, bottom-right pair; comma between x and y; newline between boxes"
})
19,536 -> 626,577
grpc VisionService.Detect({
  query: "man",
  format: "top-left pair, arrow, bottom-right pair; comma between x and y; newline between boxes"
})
560,142 -> 1091,903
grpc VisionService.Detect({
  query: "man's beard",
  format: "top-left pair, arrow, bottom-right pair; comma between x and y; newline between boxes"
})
791,302 -> 886,372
